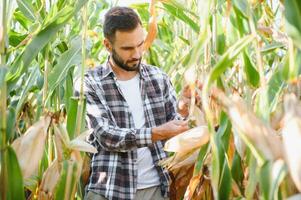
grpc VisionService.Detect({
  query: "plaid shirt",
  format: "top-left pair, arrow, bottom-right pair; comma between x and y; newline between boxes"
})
79,61 -> 180,200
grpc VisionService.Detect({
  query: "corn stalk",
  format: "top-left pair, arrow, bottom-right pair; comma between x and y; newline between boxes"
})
74,2 -> 88,137
0,0 -> 8,199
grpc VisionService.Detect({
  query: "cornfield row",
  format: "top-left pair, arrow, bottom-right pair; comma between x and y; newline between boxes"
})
0,0 -> 301,199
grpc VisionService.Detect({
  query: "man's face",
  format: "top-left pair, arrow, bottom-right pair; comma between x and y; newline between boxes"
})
106,25 -> 145,71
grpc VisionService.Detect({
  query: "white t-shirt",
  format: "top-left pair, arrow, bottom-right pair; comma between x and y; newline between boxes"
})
117,74 -> 160,189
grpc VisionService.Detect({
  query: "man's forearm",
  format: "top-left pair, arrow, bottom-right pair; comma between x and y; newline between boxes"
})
151,127 -> 165,142
151,120 -> 189,143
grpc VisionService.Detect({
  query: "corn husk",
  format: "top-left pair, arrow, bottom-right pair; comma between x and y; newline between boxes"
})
12,116 -> 51,179
184,67 -> 197,87
53,124 -> 97,154
53,124 -> 70,146
42,123 -> 89,199
38,160 -> 61,200
69,129 -> 97,153
282,94 -> 301,192
219,93 -> 283,161
161,126 -> 209,171
160,148 -> 200,172
164,126 -> 209,153
172,150 -> 199,171
190,104 -> 206,127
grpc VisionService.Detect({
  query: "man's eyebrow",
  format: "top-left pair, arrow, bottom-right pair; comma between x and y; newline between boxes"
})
121,40 -> 144,49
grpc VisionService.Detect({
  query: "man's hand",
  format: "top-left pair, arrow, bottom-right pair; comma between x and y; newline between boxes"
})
177,81 -> 202,118
151,120 -> 189,142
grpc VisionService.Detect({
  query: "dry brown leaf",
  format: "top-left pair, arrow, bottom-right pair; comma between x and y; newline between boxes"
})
81,155 -> 91,186
219,93 -> 283,161
184,165 -> 213,200
53,129 -> 64,162
12,116 -> 51,179
143,0 -> 157,51
38,159 -> 61,200
183,172 -> 202,200
170,165 -> 195,200
69,150 -> 83,197
227,133 -> 236,166
192,179 -> 213,200
283,94 -> 301,192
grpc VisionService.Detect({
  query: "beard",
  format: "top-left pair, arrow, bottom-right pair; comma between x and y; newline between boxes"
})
111,49 -> 141,72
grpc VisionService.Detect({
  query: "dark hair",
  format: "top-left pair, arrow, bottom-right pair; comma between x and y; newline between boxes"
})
103,7 -> 142,43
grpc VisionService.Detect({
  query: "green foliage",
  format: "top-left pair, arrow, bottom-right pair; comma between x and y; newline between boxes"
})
1,0 -> 301,199
5,147 -> 25,200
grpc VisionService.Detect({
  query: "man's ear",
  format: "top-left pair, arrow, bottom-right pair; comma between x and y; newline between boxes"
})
103,38 -> 112,53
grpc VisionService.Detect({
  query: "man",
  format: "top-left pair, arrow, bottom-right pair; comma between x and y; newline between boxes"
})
82,7 -> 191,200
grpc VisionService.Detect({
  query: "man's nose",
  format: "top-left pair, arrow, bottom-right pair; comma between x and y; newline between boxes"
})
132,47 -> 142,59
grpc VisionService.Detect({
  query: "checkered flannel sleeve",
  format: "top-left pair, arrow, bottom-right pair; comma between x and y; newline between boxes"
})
81,78 -> 153,152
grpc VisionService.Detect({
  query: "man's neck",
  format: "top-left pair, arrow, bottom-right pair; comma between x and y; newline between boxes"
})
109,57 -> 138,81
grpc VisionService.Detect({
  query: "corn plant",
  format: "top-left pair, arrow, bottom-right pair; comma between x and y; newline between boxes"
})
147,0 -> 301,199
0,0 -> 105,199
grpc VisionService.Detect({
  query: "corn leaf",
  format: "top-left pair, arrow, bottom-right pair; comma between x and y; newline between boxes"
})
211,114 -> 232,200
54,160 -> 78,200
15,66 -> 40,115
16,0 -> 37,22
261,42 -> 286,54
233,0 -> 250,19
46,38 -> 81,103
243,52 -> 260,87
193,143 -> 209,175
64,68 -> 74,114
245,153 -> 258,199
206,35 -> 254,86
258,161 -> 272,200
6,0 -> 87,89
231,151 -> 244,192
0,66 -> 7,87
6,106 -> 16,142
271,160 -> 287,200
284,0 -> 301,49
66,97 -> 79,139
162,3 -> 200,33
6,146 -> 25,200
